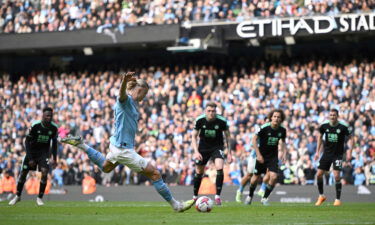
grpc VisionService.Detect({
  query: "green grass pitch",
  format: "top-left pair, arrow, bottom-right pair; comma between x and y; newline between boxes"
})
1,201 -> 374,225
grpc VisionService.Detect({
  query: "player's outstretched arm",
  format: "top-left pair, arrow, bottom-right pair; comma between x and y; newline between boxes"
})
119,72 -> 136,103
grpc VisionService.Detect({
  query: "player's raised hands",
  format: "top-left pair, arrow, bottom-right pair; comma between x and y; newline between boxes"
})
121,71 -> 136,82
119,72 -> 137,102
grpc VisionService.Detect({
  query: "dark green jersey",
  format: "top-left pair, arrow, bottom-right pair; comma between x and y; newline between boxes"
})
194,114 -> 229,151
26,120 -> 59,158
257,123 -> 286,159
319,120 -> 351,156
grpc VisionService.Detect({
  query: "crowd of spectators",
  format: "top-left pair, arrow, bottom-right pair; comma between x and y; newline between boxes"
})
1,0 -> 375,34
0,57 -> 374,189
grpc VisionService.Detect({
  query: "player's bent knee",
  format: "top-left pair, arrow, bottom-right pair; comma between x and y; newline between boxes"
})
20,171 -> 29,179
145,169 -> 161,181
102,167 -> 113,173
141,164 -> 161,181
40,168 -> 48,175
269,173 -> 278,181
41,176 -> 47,183
102,161 -> 117,173
196,166 -> 205,174
316,171 -> 324,178
151,171 -> 161,181
41,173 -> 48,179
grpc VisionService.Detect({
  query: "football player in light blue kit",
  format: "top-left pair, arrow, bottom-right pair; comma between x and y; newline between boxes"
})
60,72 -> 194,212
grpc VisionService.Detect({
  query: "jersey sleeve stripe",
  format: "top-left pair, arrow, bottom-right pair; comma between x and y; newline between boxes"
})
51,122 -> 59,128
261,122 -> 271,129
195,114 -> 206,122
319,120 -> 330,126
216,115 -> 227,122
31,120 -> 42,127
339,121 -> 349,127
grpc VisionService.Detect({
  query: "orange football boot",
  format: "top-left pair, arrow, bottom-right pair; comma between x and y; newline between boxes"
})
315,196 -> 327,206
333,199 -> 341,206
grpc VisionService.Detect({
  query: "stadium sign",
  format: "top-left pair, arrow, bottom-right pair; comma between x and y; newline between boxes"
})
237,13 -> 375,38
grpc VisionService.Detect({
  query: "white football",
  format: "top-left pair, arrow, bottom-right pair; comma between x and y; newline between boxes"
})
195,196 -> 213,212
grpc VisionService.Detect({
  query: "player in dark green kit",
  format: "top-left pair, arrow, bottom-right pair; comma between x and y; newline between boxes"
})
9,107 -> 59,206
191,102 -> 232,205
314,109 -> 352,206
245,109 -> 287,206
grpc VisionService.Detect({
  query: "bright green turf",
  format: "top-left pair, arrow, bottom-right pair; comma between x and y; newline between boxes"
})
0,201 -> 374,225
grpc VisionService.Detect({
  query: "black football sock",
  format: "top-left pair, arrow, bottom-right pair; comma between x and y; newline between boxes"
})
249,183 -> 257,198
193,173 -> 203,196
335,181 -> 342,200
38,180 -> 47,198
263,184 -> 275,198
317,177 -> 324,195
216,169 -> 224,196
16,176 -> 27,197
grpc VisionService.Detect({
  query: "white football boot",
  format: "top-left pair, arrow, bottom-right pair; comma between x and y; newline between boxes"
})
9,196 -> 21,206
36,197 -> 45,206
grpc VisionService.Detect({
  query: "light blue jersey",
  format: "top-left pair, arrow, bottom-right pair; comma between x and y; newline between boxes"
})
250,149 -> 256,159
245,133 -> 256,159
110,96 -> 139,148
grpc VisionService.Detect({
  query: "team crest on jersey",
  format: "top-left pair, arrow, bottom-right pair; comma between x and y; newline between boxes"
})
215,125 -> 219,129
336,129 -> 341,133
38,130 -> 41,133
48,131 -> 52,135
278,133 -> 282,137
326,129 -> 329,132
268,133 -> 271,136
203,125 -> 206,129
